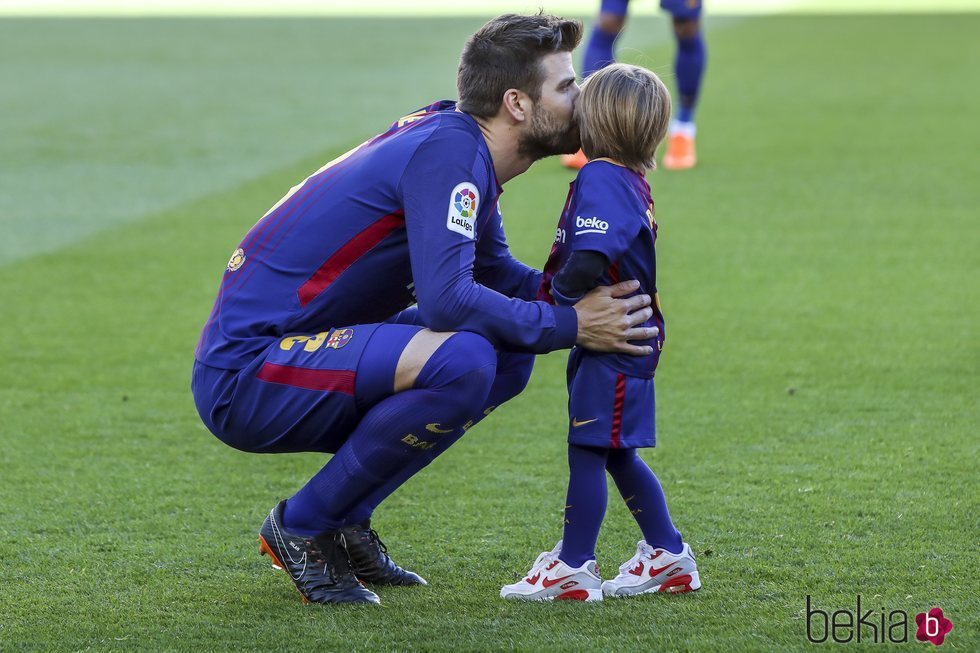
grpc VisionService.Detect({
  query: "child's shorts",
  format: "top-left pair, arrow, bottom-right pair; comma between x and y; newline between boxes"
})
566,348 -> 656,449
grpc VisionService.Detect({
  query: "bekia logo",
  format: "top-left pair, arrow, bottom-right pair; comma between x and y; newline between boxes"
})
915,608 -> 953,647
574,215 -> 609,235
447,182 -> 479,239
806,596 -> 954,646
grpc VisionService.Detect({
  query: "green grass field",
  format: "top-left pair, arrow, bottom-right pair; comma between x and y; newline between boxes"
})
1,11 -> 978,652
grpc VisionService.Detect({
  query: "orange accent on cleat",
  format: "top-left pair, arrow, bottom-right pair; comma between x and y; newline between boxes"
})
258,535 -> 311,604
258,535 -> 285,570
561,149 -> 589,170
662,133 -> 696,170
557,589 -> 591,601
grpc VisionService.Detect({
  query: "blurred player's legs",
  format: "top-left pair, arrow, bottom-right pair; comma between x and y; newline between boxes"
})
562,0 -> 629,170
661,0 -> 705,169
565,0 -> 706,170
583,0 -> 629,78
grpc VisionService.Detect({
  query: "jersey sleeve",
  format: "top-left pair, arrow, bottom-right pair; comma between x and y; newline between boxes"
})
569,166 -> 642,263
473,200 -> 543,301
398,124 -> 577,353
550,250 -> 610,305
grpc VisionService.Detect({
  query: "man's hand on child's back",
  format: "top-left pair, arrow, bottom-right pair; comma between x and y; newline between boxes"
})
572,280 -> 658,355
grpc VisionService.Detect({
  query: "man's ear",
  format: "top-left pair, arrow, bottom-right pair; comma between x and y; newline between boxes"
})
501,89 -> 531,123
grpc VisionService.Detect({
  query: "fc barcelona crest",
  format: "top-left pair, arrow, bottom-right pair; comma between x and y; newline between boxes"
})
227,247 -> 246,271
326,328 -> 354,349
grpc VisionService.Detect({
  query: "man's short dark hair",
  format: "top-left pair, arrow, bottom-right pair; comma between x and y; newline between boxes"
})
457,13 -> 583,119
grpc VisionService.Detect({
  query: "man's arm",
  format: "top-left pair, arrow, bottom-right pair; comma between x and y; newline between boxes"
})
400,130 -> 576,353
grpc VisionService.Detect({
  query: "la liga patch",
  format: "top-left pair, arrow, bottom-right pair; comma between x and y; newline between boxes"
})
447,182 -> 479,239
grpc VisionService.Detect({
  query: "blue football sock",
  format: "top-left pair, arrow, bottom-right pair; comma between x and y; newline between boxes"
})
606,449 -> 683,554
343,351 -> 534,525
282,332 -> 496,535
583,25 -> 619,77
559,444 -> 609,568
674,29 -> 706,124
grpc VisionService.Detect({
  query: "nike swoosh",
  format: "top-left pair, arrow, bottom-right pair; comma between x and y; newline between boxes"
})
270,512 -> 307,580
541,574 -> 574,588
425,423 -> 454,434
649,564 -> 675,578
571,417 -> 598,428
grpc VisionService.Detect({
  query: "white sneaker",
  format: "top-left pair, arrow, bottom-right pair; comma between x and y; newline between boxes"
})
500,540 -> 603,602
601,540 -> 701,597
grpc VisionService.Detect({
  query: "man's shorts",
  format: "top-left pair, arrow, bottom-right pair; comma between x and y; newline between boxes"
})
192,322 -> 421,454
566,347 -> 656,449
600,0 -> 703,20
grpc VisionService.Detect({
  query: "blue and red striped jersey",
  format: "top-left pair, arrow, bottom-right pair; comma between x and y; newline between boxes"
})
195,101 -> 578,370
539,159 -> 665,379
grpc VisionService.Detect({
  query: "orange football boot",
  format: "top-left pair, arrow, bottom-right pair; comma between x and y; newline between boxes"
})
662,132 -> 697,170
561,148 -> 589,170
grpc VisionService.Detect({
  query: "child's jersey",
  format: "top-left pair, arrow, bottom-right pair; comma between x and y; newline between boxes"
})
539,159 -> 665,378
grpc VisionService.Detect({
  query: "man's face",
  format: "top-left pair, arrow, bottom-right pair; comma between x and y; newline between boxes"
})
518,52 -> 581,160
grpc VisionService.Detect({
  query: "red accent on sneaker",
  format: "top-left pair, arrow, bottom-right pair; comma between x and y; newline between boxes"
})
658,574 -> 696,593
527,573 -> 540,585
542,575 -> 573,589
629,562 -> 645,577
649,564 -> 675,578
556,589 -> 591,601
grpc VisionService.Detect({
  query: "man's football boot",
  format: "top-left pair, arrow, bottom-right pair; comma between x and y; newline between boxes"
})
601,539 -> 701,597
340,521 -> 427,586
500,540 -> 602,602
662,122 -> 697,170
258,500 -> 381,605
